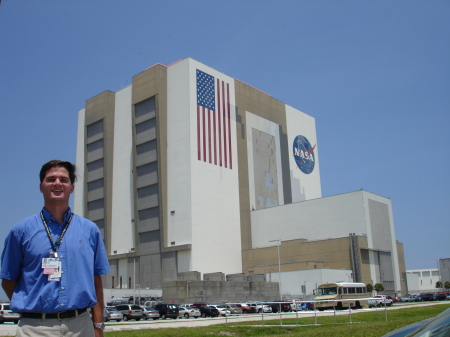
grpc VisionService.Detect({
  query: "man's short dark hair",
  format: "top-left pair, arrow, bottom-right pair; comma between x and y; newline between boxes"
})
39,160 -> 77,185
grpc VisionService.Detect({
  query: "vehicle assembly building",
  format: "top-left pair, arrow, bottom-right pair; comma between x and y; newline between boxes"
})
74,57 -> 406,297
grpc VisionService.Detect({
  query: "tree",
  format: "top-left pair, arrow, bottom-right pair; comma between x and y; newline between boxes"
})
366,283 -> 373,293
435,281 -> 443,289
374,283 -> 384,293
445,281 -> 450,290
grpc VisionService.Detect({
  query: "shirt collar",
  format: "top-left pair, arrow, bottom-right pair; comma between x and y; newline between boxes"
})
41,207 -> 73,225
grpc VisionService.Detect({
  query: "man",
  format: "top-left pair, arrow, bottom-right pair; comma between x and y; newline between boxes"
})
1,160 -> 110,337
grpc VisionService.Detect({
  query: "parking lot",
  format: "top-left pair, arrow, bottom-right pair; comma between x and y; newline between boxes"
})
0,301 -> 447,336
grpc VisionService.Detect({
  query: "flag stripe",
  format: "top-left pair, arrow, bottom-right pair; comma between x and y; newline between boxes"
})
208,109 -> 212,163
222,80 -> 227,168
203,107 -> 206,162
197,105 -> 201,161
217,78 -> 222,166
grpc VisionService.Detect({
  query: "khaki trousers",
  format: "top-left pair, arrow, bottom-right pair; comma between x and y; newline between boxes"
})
16,311 -> 94,337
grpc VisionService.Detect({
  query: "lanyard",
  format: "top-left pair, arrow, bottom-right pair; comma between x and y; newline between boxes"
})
40,211 -> 73,256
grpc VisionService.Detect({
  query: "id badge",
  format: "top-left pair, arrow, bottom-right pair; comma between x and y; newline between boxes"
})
42,258 -> 59,269
48,261 -> 62,282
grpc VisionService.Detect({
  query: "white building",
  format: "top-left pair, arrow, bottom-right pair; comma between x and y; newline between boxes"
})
74,58 -> 405,296
406,269 -> 440,294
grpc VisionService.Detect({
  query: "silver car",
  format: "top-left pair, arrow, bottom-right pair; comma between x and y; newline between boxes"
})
141,306 -> 160,320
225,305 -> 242,315
0,303 -> 20,324
104,307 -> 123,322
178,306 -> 200,319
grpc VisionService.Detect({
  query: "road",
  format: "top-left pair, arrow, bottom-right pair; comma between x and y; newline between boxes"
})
0,302 -> 447,336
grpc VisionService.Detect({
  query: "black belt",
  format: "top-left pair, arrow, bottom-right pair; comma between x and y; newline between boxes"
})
21,307 -> 88,320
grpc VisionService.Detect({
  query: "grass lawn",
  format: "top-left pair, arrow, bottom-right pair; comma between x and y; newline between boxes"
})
104,303 -> 450,337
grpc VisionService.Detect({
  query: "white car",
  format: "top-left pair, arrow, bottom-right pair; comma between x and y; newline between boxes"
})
178,306 -> 201,319
209,305 -> 230,316
0,303 -> 20,324
262,304 -> 272,313
369,295 -> 393,308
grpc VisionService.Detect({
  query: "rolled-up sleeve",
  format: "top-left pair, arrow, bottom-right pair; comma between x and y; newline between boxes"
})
1,231 -> 23,280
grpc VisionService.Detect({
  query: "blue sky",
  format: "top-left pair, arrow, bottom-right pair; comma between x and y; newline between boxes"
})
0,0 -> 448,286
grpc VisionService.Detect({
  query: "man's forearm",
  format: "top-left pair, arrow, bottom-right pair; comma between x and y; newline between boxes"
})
2,279 -> 18,300
92,275 -> 104,323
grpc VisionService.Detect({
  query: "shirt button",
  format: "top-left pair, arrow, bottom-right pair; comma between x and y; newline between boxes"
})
60,303 -> 64,306
61,287 -> 65,289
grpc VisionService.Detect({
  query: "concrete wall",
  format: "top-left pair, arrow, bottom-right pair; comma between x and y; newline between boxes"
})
163,279 -> 279,305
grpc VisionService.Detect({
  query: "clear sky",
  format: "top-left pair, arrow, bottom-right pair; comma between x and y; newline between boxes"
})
0,0 -> 448,286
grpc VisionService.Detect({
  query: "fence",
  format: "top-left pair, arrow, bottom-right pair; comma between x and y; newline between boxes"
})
223,298 -> 390,326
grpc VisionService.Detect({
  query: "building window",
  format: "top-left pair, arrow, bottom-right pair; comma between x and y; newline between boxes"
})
112,276 -> 115,289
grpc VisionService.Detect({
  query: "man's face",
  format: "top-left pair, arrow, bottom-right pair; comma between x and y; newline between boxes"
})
39,166 -> 74,205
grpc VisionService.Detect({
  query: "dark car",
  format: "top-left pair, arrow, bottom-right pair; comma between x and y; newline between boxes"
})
270,301 -> 292,313
191,305 -> 219,318
153,303 -> 179,319
416,293 -> 435,302
433,293 -> 447,301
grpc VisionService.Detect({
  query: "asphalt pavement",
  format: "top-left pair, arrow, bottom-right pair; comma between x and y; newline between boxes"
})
0,302 -> 447,336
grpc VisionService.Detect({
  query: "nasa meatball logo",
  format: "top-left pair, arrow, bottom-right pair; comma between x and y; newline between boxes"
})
293,135 -> 316,174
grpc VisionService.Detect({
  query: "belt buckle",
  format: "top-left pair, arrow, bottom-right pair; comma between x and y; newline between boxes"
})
57,311 -> 67,320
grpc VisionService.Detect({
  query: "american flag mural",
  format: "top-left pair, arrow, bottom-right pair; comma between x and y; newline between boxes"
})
196,69 -> 233,169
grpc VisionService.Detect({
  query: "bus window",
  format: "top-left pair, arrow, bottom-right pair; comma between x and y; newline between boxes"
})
318,287 -> 338,296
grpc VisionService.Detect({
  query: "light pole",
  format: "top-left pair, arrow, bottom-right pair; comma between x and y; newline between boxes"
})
269,239 -> 282,301
186,281 -> 191,304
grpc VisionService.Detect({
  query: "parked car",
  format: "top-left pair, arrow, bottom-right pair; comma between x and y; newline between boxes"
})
262,304 -> 273,313
285,301 -> 302,311
178,306 -> 200,319
415,293 -> 435,302
247,303 -> 264,313
393,296 -> 402,303
114,304 -> 143,321
402,296 -> 416,302
104,307 -> 123,322
433,293 -> 447,301
153,303 -> 179,319
271,301 -> 292,312
236,303 -> 256,314
191,305 -> 219,318
141,306 -> 160,320
225,304 -> 243,315
209,305 -> 230,316
368,295 -> 393,308
300,302 -> 314,311
0,303 -> 20,324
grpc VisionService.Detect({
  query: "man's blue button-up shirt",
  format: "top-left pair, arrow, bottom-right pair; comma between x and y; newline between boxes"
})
1,208 -> 110,313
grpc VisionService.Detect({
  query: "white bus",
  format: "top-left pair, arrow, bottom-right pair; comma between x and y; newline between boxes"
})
314,282 -> 368,310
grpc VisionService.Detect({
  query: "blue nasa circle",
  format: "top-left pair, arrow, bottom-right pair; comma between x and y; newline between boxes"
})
293,135 -> 315,174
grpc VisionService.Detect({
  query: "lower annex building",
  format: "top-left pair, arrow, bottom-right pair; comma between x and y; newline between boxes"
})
74,58 -> 406,297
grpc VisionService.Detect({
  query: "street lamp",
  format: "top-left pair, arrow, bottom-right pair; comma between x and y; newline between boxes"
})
269,239 -> 282,301
186,281 -> 191,303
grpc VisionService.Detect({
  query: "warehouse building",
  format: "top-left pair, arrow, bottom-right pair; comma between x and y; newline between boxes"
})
74,57 -> 405,297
